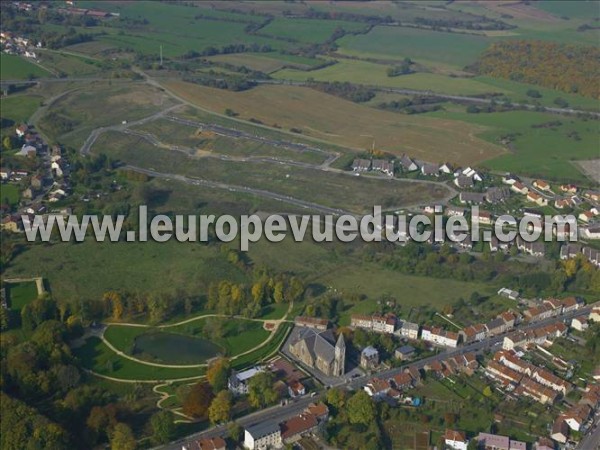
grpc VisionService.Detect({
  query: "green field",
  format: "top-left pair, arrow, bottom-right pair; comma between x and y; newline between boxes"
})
5,282 -> 38,312
426,109 -> 600,182
0,54 -> 52,80
2,240 -> 248,303
0,184 -> 20,206
73,337 -> 204,380
207,52 -> 326,73
337,25 -> 491,68
0,95 -> 42,124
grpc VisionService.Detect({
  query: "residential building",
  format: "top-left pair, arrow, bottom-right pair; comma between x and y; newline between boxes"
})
444,429 -> 468,450
579,210 -> 595,223
581,224 -> 600,239
511,182 -> 529,195
461,323 -> 487,343
454,175 -> 474,189
397,321 -> 419,339
551,418 -> 569,444
400,155 -> 419,172
534,438 -> 554,450
460,192 -> 486,204
421,326 -> 459,348
372,159 -> 394,176
421,163 -> 439,177
294,316 -> 328,331
391,372 -> 414,391
560,243 -> 581,260
486,187 -> 510,204
472,209 -> 493,225
364,377 -> 391,398
351,313 -> 396,334
183,436 -> 226,450
571,316 -> 588,331
228,367 -> 264,395
527,191 -> 548,206
305,402 -> 329,422
516,237 -> 545,257
287,380 -> 305,398
394,345 -> 416,361
477,433 -> 526,450
446,206 -> 467,217
533,180 -> 551,191
360,346 -> 379,370
563,404 -> 591,431
560,184 -> 577,194
244,422 -> 282,450
280,413 -> 317,443
352,159 -> 371,172
497,288 -> 519,300
288,327 -> 345,377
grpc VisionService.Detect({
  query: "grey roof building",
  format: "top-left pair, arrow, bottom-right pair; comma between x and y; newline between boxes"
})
288,327 -> 345,377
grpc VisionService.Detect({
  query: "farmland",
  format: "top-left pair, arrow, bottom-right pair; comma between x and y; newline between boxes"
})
0,53 -> 52,80
426,109 -> 600,182
206,52 -> 325,73
259,17 -> 367,43
162,80 -> 505,165
0,95 -> 42,124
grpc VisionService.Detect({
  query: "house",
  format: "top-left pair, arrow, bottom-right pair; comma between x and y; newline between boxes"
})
551,418 -> 569,444
360,346 -> 379,370
497,288 -> 519,300
461,323 -> 487,343
459,192 -> 485,205
305,402 -> 329,422
397,321 -> 419,339
579,210 -> 595,223
444,429 -> 468,450
560,243 -> 581,260
244,422 -> 282,450
571,316 -> 588,331
364,377 -> 391,398
351,313 -> 396,334
454,175 -> 474,189
527,191 -> 548,206
472,209 -> 493,225
352,159 -> 371,172
294,316 -> 328,331
17,144 -> 37,158
554,198 -> 572,209
30,174 -> 43,189
288,327 -> 345,377
516,237 -> 545,257
372,159 -> 394,176
534,438 -> 554,450
1,215 -> 21,232
183,436 -> 226,450
421,326 -> 459,348
394,345 -> 416,361
486,187 -> 510,204
563,404 -> 591,431
485,318 -> 508,336
582,246 -> 600,267
581,224 -> 600,239
15,124 -> 28,137
287,380 -> 305,398
477,433 -> 526,450
446,206 -> 466,217
533,180 -> 551,191
228,367 -> 264,395
561,296 -> 583,312
511,181 -> 529,195
590,307 -> 600,323
560,184 -> 577,194
583,190 -> 600,202
440,163 -> 453,174
281,412 -> 318,443
391,372 -> 414,391
460,167 -> 483,181
421,163 -> 439,177
456,234 -> 473,250
400,155 -> 418,172
0,168 -> 12,180
502,174 -> 520,185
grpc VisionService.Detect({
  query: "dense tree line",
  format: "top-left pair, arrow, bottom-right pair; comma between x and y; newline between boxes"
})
308,80 -> 375,102
471,40 -> 599,99
378,96 -> 443,114
183,73 -> 257,91
412,16 -> 514,31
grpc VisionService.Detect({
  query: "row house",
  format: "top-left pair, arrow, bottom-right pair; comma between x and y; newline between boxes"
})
515,377 -> 558,405
562,404 -> 592,432
485,360 -> 523,386
350,313 -> 396,334
395,321 -> 420,339
421,326 -> 460,348
294,316 -> 328,331
582,246 -> 600,267
516,237 -> 546,257
460,323 -> 487,343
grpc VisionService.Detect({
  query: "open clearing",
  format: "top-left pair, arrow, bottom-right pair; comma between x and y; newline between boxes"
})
92,130 -> 452,213
162,80 -> 505,165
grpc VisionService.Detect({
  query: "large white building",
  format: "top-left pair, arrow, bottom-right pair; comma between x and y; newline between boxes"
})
228,366 -> 263,395
244,422 -> 282,450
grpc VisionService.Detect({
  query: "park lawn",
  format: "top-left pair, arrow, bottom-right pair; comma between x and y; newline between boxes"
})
73,337 -> 204,381
426,109 -> 599,182
260,18 -> 367,44
260,303 -> 289,320
163,80 -> 504,166
2,240 -> 248,303
337,25 -> 491,68
6,282 -> 38,312
0,95 -> 42,124
0,54 -> 52,80
273,59 -> 498,95
231,322 -> 292,370
0,184 -> 20,206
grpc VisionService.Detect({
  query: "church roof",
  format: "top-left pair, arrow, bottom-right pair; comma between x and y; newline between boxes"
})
290,327 -> 340,364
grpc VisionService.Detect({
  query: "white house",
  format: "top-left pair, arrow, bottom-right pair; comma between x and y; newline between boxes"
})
444,430 -> 468,450
571,316 -> 588,332
228,367 -> 263,395
244,422 -> 282,450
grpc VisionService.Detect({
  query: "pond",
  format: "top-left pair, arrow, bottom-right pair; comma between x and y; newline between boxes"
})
133,332 -> 223,365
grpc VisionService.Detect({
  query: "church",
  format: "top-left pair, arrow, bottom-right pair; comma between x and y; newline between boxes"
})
288,327 -> 345,377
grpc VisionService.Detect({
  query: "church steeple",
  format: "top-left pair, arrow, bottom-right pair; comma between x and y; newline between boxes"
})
334,332 -> 345,376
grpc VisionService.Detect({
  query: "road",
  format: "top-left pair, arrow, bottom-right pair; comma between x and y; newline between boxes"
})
155,306 -> 593,450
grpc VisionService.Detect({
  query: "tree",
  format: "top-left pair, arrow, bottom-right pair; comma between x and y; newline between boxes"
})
110,423 -> 137,450
182,382 -> 214,418
483,386 -> 493,397
150,410 -> 175,444
326,387 -> 346,410
526,89 -> 542,98
347,390 -> 375,426
206,358 -> 230,392
247,372 -> 278,408
227,422 -> 243,442
208,390 -> 232,424
273,281 -> 285,304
